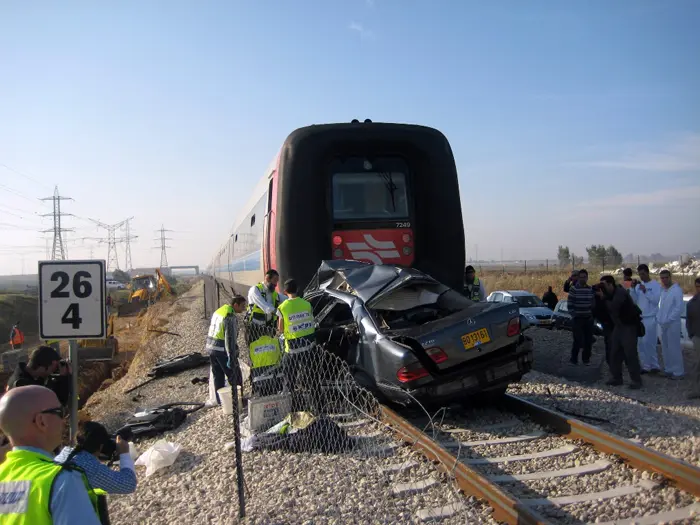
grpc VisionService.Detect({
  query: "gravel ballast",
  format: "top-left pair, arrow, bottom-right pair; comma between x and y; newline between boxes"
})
521,328 -> 700,466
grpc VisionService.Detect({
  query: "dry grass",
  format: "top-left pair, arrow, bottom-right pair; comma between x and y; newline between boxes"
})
479,269 -> 697,297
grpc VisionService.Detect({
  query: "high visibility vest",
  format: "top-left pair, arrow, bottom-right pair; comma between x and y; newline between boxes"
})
10,328 -> 24,345
464,277 -> 483,301
0,449 -> 99,525
206,304 -> 233,351
278,297 -> 315,352
248,283 -> 280,318
249,335 -> 282,368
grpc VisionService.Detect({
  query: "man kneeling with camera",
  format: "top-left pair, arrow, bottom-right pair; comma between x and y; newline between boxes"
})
55,421 -> 137,494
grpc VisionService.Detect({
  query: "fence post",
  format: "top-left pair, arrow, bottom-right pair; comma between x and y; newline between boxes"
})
524,260 -> 527,273
228,332 -> 246,519
546,259 -> 549,271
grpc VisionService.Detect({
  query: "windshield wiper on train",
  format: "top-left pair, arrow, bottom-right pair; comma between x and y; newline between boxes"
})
378,171 -> 397,211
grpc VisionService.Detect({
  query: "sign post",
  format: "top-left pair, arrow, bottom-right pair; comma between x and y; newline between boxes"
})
38,260 -> 106,444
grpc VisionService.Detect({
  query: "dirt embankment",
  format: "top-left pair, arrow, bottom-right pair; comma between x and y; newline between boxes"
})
80,281 -> 202,427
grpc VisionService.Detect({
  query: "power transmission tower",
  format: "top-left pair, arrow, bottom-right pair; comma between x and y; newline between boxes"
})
154,225 -> 173,268
123,218 -> 137,271
89,217 -> 134,272
40,186 -> 74,260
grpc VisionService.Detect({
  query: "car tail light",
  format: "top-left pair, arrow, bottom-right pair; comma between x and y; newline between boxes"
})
397,363 -> 430,383
507,317 -> 520,337
426,347 -> 448,364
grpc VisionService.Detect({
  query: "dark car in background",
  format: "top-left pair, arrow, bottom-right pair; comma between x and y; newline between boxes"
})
551,300 -> 604,336
304,260 -> 534,406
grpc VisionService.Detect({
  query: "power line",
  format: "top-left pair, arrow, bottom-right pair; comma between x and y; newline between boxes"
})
154,225 -> 173,268
40,186 -> 74,260
0,182 -> 40,203
0,162 -> 52,191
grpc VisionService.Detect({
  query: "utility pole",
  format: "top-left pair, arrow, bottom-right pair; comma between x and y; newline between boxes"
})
40,186 -> 74,260
89,217 -> 134,272
123,218 -> 136,271
154,225 -> 173,269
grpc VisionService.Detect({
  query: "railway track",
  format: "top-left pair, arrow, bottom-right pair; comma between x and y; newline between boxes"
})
379,395 -> 700,524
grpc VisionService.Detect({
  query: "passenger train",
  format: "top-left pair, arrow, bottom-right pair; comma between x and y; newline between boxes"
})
207,119 -> 465,295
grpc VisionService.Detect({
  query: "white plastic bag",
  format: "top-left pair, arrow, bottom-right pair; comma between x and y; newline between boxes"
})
206,366 -> 218,406
135,439 -> 181,477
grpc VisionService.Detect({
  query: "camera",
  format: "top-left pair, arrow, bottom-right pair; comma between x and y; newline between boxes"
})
98,427 -> 134,462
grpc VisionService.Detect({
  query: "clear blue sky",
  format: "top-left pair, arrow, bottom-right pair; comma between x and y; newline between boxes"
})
1,0 -> 699,275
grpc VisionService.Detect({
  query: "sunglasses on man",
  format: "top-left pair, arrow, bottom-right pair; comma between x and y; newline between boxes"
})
37,406 -> 66,419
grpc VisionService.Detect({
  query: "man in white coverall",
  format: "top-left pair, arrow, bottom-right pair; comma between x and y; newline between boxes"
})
657,269 -> 685,379
634,264 -> 662,374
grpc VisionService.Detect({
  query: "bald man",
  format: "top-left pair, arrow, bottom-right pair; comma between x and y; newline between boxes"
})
0,385 -> 101,525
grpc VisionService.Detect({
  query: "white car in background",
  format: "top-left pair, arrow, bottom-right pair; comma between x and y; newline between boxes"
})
106,280 -> 126,290
657,295 -> 693,350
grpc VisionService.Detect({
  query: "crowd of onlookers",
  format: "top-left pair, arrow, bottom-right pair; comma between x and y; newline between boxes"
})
563,264 -> 700,398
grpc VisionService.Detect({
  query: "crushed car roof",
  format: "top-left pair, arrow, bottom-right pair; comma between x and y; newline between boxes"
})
304,260 -> 440,303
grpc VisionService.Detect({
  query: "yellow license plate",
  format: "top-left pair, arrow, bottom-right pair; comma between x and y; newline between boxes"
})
461,328 -> 491,350
539,319 -> 552,324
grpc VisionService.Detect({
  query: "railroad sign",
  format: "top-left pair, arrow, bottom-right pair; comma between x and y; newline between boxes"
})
38,260 -> 107,339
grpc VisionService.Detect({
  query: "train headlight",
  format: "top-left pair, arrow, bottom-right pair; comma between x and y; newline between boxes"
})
402,233 -> 411,243
332,235 -> 343,246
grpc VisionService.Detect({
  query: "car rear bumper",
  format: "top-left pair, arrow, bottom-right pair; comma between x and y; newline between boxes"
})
379,337 -> 534,405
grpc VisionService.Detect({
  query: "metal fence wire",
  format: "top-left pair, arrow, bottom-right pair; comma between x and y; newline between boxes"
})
238,318 -> 394,457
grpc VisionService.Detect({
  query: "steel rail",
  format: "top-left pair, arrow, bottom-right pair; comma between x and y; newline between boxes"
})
502,394 -> 700,496
380,405 -> 553,525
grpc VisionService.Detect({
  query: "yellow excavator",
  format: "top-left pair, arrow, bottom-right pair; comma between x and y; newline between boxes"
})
118,268 -> 175,317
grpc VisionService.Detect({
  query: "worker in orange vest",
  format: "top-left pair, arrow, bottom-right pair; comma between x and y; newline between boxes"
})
9,321 -> 24,350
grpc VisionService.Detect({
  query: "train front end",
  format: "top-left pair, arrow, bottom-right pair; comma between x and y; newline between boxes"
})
275,120 -> 465,292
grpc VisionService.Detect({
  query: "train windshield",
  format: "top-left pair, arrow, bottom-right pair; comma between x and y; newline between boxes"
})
332,172 -> 409,220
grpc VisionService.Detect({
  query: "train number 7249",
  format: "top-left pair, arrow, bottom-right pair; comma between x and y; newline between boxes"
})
395,222 -> 411,228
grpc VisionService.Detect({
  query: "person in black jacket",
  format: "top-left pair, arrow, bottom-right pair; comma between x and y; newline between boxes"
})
542,286 -> 558,310
5,345 -> 72,406
592,286 -> 614,365
597,276 -> 643,389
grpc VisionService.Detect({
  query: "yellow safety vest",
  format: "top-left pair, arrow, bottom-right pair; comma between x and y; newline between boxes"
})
206,304 -> 233,350
248,283 -> 280,318
0,449 -> 100,525
465,277 -> 483,301
249,335 -> 282,368
278,297 -> 315,352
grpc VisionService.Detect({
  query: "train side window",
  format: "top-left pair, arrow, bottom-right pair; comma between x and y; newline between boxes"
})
250,214 -> 256,227
266,177 -> 274,213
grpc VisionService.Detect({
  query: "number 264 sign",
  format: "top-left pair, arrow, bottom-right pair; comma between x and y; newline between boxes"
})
39,260 -> 107,339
